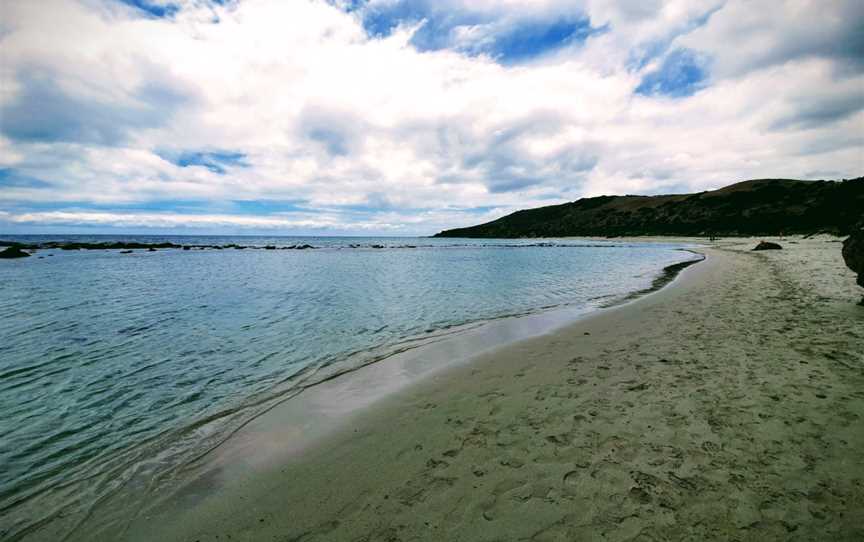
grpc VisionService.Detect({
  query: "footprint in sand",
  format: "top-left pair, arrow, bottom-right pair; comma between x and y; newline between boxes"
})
562,470 -> 583,496
628,486 -> 652,504
701,441 -> 721,454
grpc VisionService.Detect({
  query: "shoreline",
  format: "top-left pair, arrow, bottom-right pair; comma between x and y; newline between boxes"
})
74,237 -> 864,540
182,247 -> 705,470
56,243 -> 704,542
2,238 -> 700,542
605,249 -> 705,307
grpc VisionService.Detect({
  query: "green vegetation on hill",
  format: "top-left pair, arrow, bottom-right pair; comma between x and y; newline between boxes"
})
435,178 -> 864,238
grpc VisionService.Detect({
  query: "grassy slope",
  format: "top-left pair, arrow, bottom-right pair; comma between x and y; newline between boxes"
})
435,177 -> 864,238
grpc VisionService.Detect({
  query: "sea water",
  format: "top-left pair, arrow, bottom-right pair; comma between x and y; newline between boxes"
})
0,235 -> 698,539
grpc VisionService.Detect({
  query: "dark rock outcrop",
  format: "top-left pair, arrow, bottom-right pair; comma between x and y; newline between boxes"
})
842,225 -> 864,304
435,177 -> 864,238
46,241 -> 181,250
753,241 -> 782,251
0,246 -> 31,259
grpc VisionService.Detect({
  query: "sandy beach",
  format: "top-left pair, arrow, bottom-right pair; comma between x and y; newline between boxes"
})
5,2 -> 862,539
132,236 -> 864,542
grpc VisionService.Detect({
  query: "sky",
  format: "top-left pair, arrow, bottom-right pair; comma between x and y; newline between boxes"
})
0,0 -> 862,236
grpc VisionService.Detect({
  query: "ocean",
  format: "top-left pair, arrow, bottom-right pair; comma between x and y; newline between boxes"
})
0,235 -> 699,539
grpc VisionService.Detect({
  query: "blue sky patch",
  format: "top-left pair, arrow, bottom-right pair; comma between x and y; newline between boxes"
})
636,48 -> 710,98
0,168 -> 53,189
116,0 -> 232,18
346,0 -> 599,63
484,18 -> 601,63
161,151 -> 249,174
118,0 -> 180,18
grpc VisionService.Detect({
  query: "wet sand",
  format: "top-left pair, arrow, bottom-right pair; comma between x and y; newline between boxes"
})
134,236 -> 864,541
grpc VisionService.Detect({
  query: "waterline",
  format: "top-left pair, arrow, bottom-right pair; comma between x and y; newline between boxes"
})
0,236 -> 700,540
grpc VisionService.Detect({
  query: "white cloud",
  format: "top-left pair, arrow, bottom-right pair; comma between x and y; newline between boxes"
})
0,0 -> 861,234
4,210 -> 388,230
676,0 -> 864,78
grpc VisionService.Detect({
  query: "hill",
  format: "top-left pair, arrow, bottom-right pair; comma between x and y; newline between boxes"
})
434,177 -> 864,238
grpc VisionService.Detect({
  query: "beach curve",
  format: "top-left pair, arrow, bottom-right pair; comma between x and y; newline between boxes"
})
99,237 -> 864,541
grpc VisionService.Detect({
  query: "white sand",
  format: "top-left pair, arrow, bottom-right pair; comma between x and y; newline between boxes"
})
131,236 -> 864,542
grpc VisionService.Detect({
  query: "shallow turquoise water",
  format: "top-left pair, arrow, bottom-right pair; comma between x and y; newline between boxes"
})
0,235 -> 696,539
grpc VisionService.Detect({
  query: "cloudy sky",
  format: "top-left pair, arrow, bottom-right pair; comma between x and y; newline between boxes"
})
1,0 -> 862,235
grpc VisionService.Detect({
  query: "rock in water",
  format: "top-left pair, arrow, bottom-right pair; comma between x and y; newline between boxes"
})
753,241 -> 782,251
0,246 -> 31,259
842,225 -> 864,304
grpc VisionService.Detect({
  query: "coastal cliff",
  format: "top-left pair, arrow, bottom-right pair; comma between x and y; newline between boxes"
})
435,177 -> 863,238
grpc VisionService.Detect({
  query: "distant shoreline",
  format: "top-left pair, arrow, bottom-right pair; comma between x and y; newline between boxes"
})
0,236 -> 711,253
